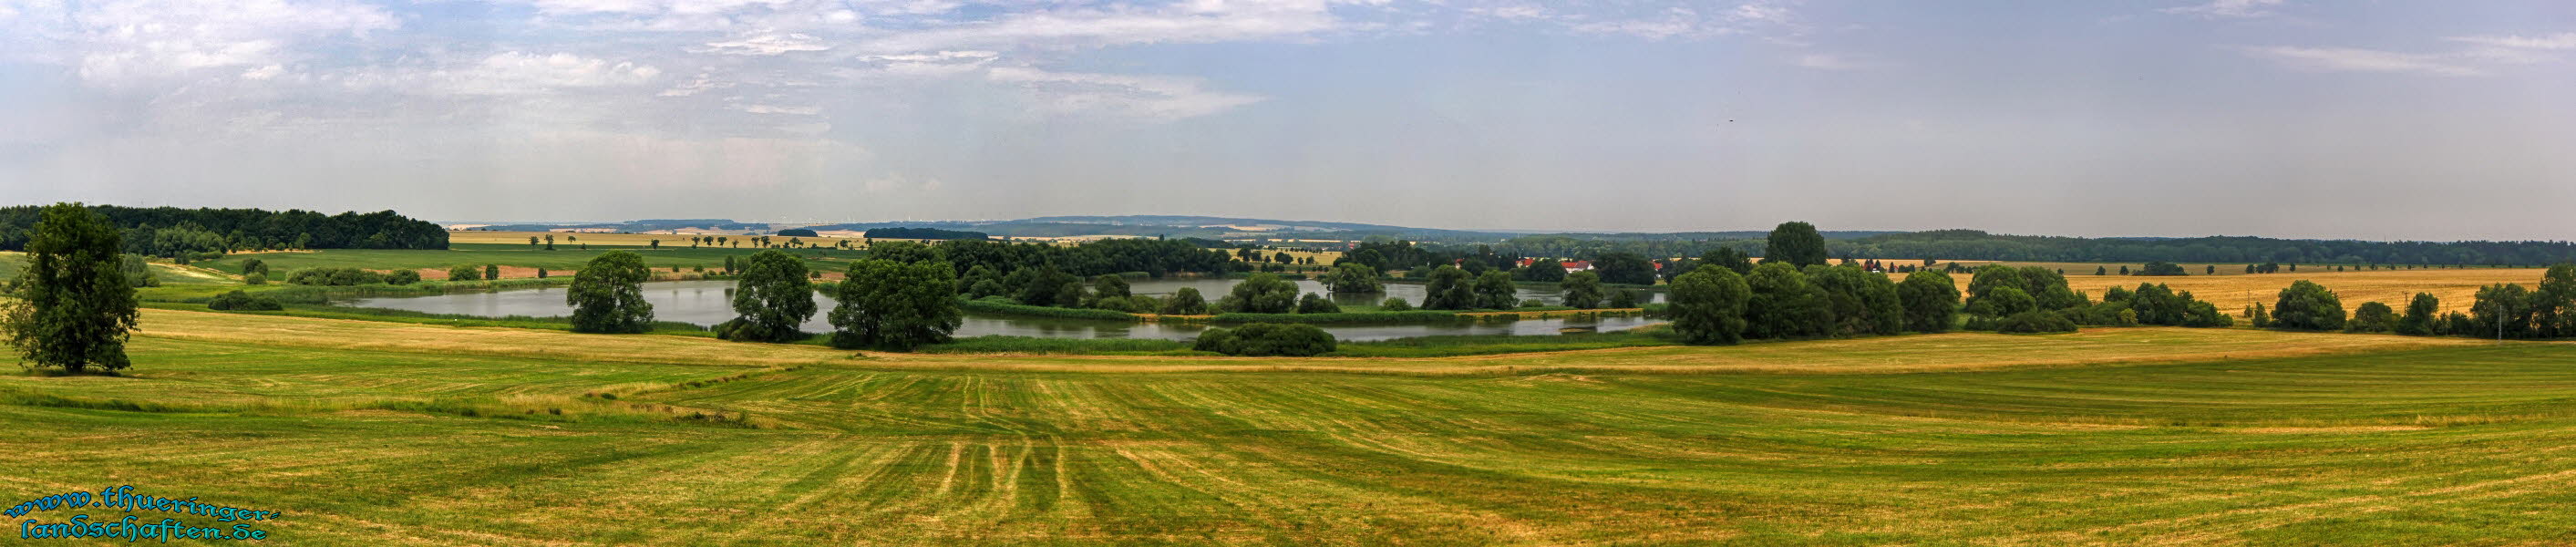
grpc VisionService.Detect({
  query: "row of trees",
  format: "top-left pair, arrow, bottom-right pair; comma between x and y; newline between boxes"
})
2256,264 -> 2576,339
566,248 -> 964,350
0,205 -> 446,255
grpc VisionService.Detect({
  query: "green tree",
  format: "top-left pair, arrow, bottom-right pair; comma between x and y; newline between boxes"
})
1380,297 -> 1412,311
1897,269 -> 1961,333
1218,273 -> 1298,314
1702,247 -> 1757,274
1160,287 -> 1210,315
724,250 -> 817,342
0,204 -> 141,373
1516,258 -> 1567,283
2534,263 -> 2576,338
828,259 -> 962,350
1667,268 -> 1750,345
448,264 -> 482,281
1809,264 -> 1901,335
869,241 -> 936,263
2396,293 -> 2439,335
2470,283 -> 2534,339
1591,252 -> 1657,285
239,258 -> 267,275
2345,301 -> 2397,334
1323,263 -> 1384,294
1472,271 -> 1519,309
567,251 -> 654,334
484,263 -> 500,280
2272,280 -> 2346,331
1559,271 -> 1605,309
1608,288 -> 1641,309
1419,265 -> 1476,310
1963,265 -> 2025,315
1744,262 -> 1828,339
1764,221 -> 1829,268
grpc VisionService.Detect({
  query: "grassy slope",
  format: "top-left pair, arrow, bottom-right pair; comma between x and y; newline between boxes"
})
5,310 -> 2574,545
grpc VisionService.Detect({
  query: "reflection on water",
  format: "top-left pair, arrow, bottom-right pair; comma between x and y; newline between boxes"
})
345,278 -> 1660,342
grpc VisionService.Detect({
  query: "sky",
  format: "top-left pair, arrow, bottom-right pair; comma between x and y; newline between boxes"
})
1,0 -> 2571,240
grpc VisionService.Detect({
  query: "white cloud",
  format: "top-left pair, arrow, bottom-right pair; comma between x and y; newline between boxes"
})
856,1 -> 1341,54
984,67 -> 1264,121
2161,0 -> 2283,18
2447,33 -> 2576,50
736,104 -> 821,115
436,52 -> 665,95
2241,46 -> 2482,77
57,0 -> 397,85
698,32 -> 833,55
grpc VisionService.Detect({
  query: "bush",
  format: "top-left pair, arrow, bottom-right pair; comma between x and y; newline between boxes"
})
1159,287 -> 1211,315
1380,297 -> 1412,311
960,297 -> 1140,321
1191,323 -> 1337,356
1206,311 -> 1461,325
448,264 -> 482,282
1296,293 -> 1341,314
385,270 -> 421,285
1518,298 -> 1547,309
1994,310 -> 2078,334
205,290 -> 283,311
243,273 -> 268,285
285,267 -> 386,286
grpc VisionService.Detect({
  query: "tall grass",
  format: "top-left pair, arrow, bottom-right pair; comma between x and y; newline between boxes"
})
919,335 -> 1200,355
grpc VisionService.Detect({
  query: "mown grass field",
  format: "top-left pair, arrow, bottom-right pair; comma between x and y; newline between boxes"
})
5,309 -> 2573,545
1888,265 -> 2547,317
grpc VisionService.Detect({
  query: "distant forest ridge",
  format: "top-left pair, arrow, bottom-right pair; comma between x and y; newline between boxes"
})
1471,229 -> 2576,267
0,204 -> 446,255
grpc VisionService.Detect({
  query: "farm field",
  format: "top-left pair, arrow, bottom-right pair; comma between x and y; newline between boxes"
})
1867,263 -> 2545,317
2054,267 -> 2547,316
5,309 -> 2575,544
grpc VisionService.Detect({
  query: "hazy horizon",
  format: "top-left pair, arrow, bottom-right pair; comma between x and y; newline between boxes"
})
5,1 -> 2571,241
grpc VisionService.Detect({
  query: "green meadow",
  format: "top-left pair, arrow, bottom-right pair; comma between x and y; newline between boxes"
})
2,309 -> 2571,545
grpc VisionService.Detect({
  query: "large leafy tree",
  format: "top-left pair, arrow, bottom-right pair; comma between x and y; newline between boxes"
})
1,203 -> 140,373
726,250 -> 817,342
828,259 -> 962,350
1667,268 -> 1749,345
1472,271 -> 1519,309
1897,269 -> 1961,333
1559,271 -> 1605,309
2534,263 -> 2576,338
1515,258 -> 1567,283
2272,280 -> 2347,331
567,251 -> 654,334
1764,222 -> 1829,268
1323,263 -> 1383,294
1808,264 -> 1901,335
1743,262 -> 1829,339
1590,252 -> 1657,285
1419,265 -> 1476,310
1218,273 -> 1298,314
2395,293 -> 2440,335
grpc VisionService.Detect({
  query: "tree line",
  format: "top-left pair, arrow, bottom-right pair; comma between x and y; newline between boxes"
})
0,205 -> 447,256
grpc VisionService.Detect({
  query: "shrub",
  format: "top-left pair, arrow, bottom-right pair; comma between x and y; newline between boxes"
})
385,270 -> 421,285
1994,310 -> 2078,334
205,290 -> 283,311
243,273 -> 268,285
1296,293 -> 1341,314
285,267 -> 385,286
1191,323 -> 1337,356
1518,298 -> 1546,309
1608,289 -> 1641,309
1380,297 -> 1412,311
448,264 -> 482,282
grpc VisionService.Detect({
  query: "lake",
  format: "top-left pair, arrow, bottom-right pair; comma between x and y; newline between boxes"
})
343,278 -> 1663,342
